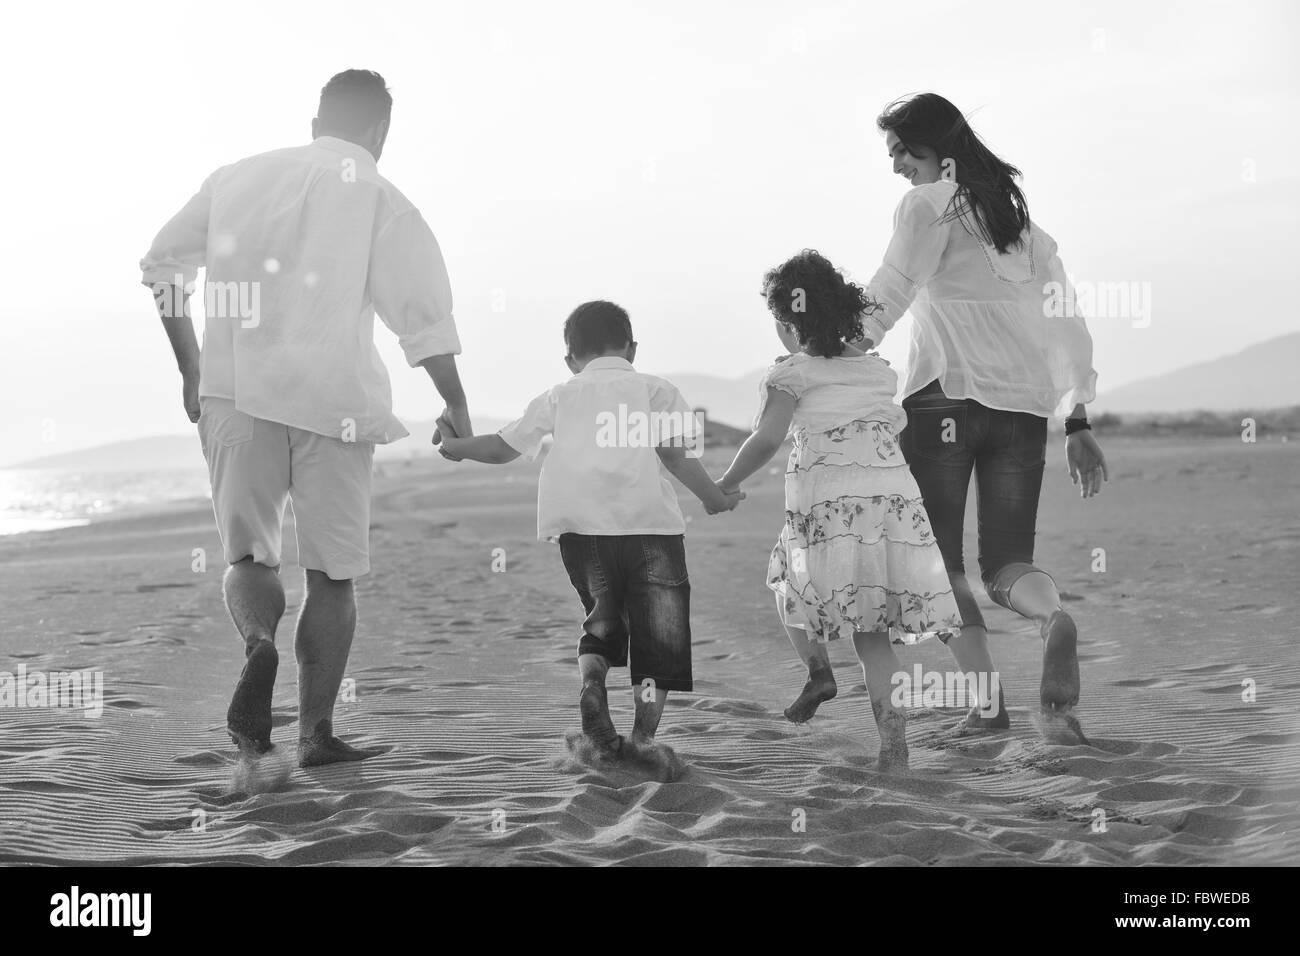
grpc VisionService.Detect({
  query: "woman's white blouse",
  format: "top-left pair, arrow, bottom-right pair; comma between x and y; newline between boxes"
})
859,180 -> 1097,418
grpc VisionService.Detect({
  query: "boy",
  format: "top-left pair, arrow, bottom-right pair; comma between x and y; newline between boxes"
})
437,301 -> 741,765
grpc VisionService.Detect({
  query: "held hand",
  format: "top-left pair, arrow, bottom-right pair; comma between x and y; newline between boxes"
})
182,371 -> 201,424
438,437 -> 464,463
432,411 -> 457,446
1066,430 -> 1108,498
705,480 -> 745,514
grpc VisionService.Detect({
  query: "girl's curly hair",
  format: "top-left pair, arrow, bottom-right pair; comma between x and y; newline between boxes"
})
760,250 -> 878,357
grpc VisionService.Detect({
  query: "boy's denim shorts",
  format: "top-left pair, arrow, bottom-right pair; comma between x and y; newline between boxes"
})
557,533 -> 693,692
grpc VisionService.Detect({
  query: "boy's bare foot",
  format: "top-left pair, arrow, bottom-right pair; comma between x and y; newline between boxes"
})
784,665 -> 837,723
226,638 -> 278,755
298,719 -> 386,767
579,681 -> 621,756
623,737 -> 687,782
873,701 -> 910,773
1040,610 -> 1080,711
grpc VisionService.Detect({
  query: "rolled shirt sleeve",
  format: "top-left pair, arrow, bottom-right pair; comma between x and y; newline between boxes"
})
859,186 -> 953,346
498,390 -> 557,459
369,209 -> 462,366
140,173 -> 215,291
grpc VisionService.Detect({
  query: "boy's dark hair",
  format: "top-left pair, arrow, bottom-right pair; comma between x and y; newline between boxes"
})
564,300 -> 633,358
317,69 -> 393,139
761,250 -> 875,358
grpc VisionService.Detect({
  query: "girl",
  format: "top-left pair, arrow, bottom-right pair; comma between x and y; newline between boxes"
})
717,250 -> 962,773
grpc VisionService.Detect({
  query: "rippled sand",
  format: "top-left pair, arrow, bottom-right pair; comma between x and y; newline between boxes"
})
1,437 -> 1297,865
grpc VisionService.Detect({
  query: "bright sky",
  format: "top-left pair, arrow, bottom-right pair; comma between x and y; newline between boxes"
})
1,0 -> 1296,465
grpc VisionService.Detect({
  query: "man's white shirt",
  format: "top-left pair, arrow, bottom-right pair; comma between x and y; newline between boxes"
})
140,135 -> 460,443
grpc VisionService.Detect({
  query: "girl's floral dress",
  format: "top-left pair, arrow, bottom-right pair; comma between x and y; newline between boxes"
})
762,352 -> 962,644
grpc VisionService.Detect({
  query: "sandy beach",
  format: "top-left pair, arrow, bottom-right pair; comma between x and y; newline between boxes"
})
1,435 -> 1297,866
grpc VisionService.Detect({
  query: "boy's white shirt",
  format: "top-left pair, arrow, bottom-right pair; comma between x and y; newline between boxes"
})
498,357 -> 699,541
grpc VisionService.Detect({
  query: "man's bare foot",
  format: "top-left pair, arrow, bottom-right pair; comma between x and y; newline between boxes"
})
579,680 -> 621,756
784,665 -> 837,723
227,639 -> 278,755
1036,707 -> 1089,746
1040,610 -> 1080,710
873,701 -> 910,773
298,720 -> 386,767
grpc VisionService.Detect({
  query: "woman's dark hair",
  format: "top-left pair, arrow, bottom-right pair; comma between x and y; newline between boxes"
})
564,300 -> 633,358
877,93 -> 1029,253
761,250 -> 873,358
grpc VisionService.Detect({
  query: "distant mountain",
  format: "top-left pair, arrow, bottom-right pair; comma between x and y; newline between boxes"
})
1094,333 -> 1300,414
6,435 -> 205,473
5,417 -> 511,472
665,368 -> 768,431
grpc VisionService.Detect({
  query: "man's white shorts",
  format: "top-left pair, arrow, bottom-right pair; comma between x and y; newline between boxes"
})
198,398 -> 374,580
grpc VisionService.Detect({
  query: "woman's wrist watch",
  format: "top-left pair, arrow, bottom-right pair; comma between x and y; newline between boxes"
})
1064,416 -> 1092,436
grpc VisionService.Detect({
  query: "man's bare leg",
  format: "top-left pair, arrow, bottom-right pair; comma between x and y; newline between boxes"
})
296,569 -> 383,767
224,558 -> 285,754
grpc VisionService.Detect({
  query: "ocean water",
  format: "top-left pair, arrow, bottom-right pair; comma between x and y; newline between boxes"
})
0,467 -> 210,535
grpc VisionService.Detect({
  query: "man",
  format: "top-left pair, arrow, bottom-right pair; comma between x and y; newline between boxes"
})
140,69 -> 472,767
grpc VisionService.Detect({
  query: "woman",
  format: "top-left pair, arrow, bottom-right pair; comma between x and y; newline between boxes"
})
856,93 -> 1107,744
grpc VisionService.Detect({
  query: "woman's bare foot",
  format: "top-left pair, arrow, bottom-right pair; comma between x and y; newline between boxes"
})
226,639 -> 278,755
298,719 -> 386,767
1040,610 -> 1080,710
784,664 -> 837,723
873,701 -> 910,773
579,681 -> 621,756
953,687 -> 1011,735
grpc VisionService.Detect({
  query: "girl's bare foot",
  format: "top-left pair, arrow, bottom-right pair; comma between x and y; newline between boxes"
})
873,701 -> 910,773
784,664 -> 837,723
